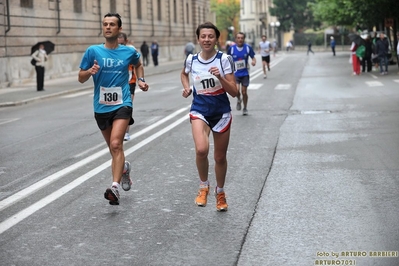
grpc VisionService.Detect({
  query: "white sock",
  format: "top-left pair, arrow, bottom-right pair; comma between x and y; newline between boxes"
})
199,180 -> 209,187
112,182 -> 120,190
216,186 -> 224,194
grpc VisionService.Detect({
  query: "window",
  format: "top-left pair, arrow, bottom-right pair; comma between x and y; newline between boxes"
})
74,0 -> 82,13
110,0 -> 116,13
137,0 -> 142,19
186,3 -> 189,24
173,0 -> 177,23
157,0 -> 161,21
20,0 -> 33,8
198,7 -> 200,25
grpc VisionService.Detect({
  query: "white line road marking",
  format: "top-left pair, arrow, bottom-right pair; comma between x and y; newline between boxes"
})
365,81 -> 383,87
250,55 -> 286,80
0,118 -> 20,125
0,114 -> 188,235
274,84 -> 291,90
393,80 -> 399,83
0,107 -> 190,213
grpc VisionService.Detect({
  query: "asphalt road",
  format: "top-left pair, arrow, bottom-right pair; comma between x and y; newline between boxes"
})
0,51 -> 398,266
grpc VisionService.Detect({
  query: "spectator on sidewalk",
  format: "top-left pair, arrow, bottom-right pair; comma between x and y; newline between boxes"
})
361,34 -> 373,73
307,40 -> 314,55
31,44 -> 48,91
350,41 -> 361,75
140,41 -> 149,66
151,40 -> 159,66
396,32 -> 399,74
375,32 -> 389,75
330,36 -> 336,56
286,41 -> 292,52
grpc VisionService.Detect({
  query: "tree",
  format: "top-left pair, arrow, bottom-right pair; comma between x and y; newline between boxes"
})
270,0 -> 320,32
210,0 -> 240,32
311,0 -> 399,30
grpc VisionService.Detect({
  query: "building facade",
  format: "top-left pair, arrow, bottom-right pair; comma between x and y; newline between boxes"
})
0,0 -> 212,87
239,0 -> 279,48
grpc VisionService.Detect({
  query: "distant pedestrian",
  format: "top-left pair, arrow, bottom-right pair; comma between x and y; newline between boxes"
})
258,35 -> 271,78
286,41 -> 292,52
350,41 -> 360,75
361,35 -> 372,73
330,36 -> 336,56
31,44 -> 48,91
151,40 -> 159,66
307,41 -> 314,55
184,41 -> 196,57
272,40 -> 278,56
140,41 -> 149,66
397,32 -> 399,73
375,32 -> 389,75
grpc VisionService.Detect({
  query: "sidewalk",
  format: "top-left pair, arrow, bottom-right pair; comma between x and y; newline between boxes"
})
0,59 -> 183,107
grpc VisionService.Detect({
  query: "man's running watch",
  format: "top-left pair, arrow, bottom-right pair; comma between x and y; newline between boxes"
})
138,77 -> 145,82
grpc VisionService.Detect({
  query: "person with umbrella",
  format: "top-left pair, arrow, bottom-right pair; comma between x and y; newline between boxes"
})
31,44 -> 48,91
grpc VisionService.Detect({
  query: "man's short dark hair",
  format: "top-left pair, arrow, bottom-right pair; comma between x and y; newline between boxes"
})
236,32 -> 246,38
104,13 -> 122,27
118,32 -> 127,40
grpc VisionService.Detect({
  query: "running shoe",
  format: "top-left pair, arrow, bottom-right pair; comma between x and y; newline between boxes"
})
215,191 -> 228,212
121,161 -> 132,191
104,185 -> 120,205
243,108 -> 248,116
263,74 -> 267,79
124,133 -> 130,141
236,100 -> 242,111
195,184 -> 209,207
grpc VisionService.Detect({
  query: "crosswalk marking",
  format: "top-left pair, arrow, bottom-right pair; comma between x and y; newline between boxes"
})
274,84 -> 291,90
247,83 -> 262,90
365,81 -> 383,87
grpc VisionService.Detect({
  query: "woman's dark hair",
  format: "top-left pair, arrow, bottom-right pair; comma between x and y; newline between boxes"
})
104,13 -> 122,27
196,21 -> 220,39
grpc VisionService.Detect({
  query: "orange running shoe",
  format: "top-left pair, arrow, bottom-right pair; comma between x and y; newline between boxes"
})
195,185 -> 209,207
215,191 -> 228,212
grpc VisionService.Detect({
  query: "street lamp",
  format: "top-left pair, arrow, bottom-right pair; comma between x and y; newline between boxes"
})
270,21 -> 280,47
227,26 -> 235,41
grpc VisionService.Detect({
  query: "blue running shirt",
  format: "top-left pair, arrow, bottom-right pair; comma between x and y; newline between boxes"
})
183,51 -> 234,116
80,44 -> 140,113
228,44 -> 255,77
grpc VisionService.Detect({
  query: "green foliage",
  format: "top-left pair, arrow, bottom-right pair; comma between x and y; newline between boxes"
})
210,0 -> 240,31
270,0 -> 321,32
311,0 -> 399,29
